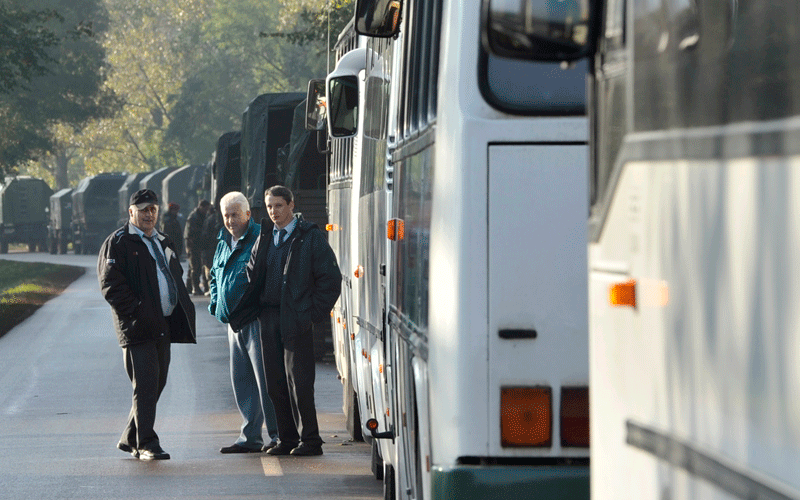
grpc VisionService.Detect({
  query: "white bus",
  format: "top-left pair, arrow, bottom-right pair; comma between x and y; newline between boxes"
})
312,0 -> 592,497
483,0 -> 800,498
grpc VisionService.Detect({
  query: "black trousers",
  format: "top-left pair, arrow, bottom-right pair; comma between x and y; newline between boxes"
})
120,335 -> 170,451
259,308 -> 321,447
185,249 -> 207,293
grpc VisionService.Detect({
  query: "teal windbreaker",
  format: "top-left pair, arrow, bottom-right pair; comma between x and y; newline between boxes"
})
208,218 -> 260,324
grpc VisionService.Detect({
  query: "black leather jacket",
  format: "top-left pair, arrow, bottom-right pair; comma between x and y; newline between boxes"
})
230,217 -> 341,349
98,223 -> 196,347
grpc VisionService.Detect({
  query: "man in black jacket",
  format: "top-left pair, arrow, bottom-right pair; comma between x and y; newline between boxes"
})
231,185 -> 340,457
98,189 -> 196,461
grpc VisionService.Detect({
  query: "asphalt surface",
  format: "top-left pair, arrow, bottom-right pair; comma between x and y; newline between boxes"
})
0,251 -> 382,500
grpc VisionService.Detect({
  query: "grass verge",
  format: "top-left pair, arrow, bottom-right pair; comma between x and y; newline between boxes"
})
0,259 -> 86,339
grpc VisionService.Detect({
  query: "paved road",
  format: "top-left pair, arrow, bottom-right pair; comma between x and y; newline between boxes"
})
0,252 -> 381,500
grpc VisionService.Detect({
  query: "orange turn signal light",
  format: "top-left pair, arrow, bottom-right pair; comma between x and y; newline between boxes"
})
354,265 -> 364,278
387,219 -> 405,241
501,386 -> 552,447
366,418 -> 379,432
610,280 -> 636,307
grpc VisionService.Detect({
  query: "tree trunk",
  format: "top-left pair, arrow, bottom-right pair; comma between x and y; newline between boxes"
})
55,151 -> 70,190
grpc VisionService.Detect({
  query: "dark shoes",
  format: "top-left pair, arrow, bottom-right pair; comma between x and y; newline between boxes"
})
289,443 -> 323,456
117,442 -> 139,458
266,442 -> 296,455
262,439 -> 278,452
138,446 -> 170,460
117,441 -> 169,460
266,441 -> 323,456
220,443 -> 264,454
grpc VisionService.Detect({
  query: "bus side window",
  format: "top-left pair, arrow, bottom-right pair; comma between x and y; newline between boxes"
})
604,0 -> 626,49
590,0 -> 627,210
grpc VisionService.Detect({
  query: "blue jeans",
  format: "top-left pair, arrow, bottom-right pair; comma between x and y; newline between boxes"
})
228,320 -> 278,447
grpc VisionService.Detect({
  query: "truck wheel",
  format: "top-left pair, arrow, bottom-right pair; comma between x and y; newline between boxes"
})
0,238 -> 7,254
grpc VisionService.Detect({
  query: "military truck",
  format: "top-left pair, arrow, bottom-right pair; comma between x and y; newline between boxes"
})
281,98 -> 328,232
241,92 -> 305,221
139,167 -> 176,203
0,176 -> 53,253
118,172 -> 150,224
72,173 -> 127,254
162,164 -> 208,215
210,131 -> 242,207
48,188 -> 73,254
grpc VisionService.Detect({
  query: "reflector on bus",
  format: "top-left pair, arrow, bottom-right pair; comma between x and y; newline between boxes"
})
609,279 -> 636,307
560,387 -> 589,447
387,218 -> 405,240
501,386 -> 552,447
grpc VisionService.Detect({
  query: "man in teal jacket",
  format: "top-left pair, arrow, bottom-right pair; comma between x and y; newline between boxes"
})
208,191 -> 278,453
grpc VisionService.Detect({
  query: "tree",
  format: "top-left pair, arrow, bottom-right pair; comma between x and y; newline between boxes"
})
0,5 -> 60,93
163,0 -> 339,165
17,0 -> 354,185
265,0 -> 354,48
0,0 -> 119,181
73,0 -> 213,176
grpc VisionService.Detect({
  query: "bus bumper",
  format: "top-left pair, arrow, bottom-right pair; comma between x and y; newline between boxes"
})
431,464 -> 589,500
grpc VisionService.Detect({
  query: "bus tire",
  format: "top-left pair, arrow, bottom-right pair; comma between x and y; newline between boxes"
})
372,439 -> 384,480
344,376 -> 363,442
383,463 -> 396,500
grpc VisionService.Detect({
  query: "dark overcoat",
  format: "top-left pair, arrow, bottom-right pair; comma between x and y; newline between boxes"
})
230,217 -> 341,349
98,223 -> 196,347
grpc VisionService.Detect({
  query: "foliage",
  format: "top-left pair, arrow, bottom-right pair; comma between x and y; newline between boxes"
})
0,0 -> 119,179
72,0 -> 211,176
0,5 -> 61,93
14,0 -> 354,186
162,0 -> 333,166
264,0 -> 354,48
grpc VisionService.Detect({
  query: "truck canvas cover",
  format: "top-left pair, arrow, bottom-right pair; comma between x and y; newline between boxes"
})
240,92 -> 305,212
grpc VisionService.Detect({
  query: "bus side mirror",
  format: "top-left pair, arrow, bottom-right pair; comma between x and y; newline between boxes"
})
355,0 -> 403,37
326,75 -> 360,138
325,48 -> 368,139
481,0 -> 599,61
305,79 -> 327,131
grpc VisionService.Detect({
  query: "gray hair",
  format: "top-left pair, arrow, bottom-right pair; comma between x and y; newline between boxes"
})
219,191 -> 250,213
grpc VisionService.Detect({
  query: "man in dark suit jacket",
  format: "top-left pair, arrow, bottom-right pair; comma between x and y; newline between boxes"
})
98,189 -> 196,460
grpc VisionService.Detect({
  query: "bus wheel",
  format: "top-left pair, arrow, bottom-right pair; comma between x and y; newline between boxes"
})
383,463 -> 396,500
372,439 -> 384,480
344,376 -> 363,442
